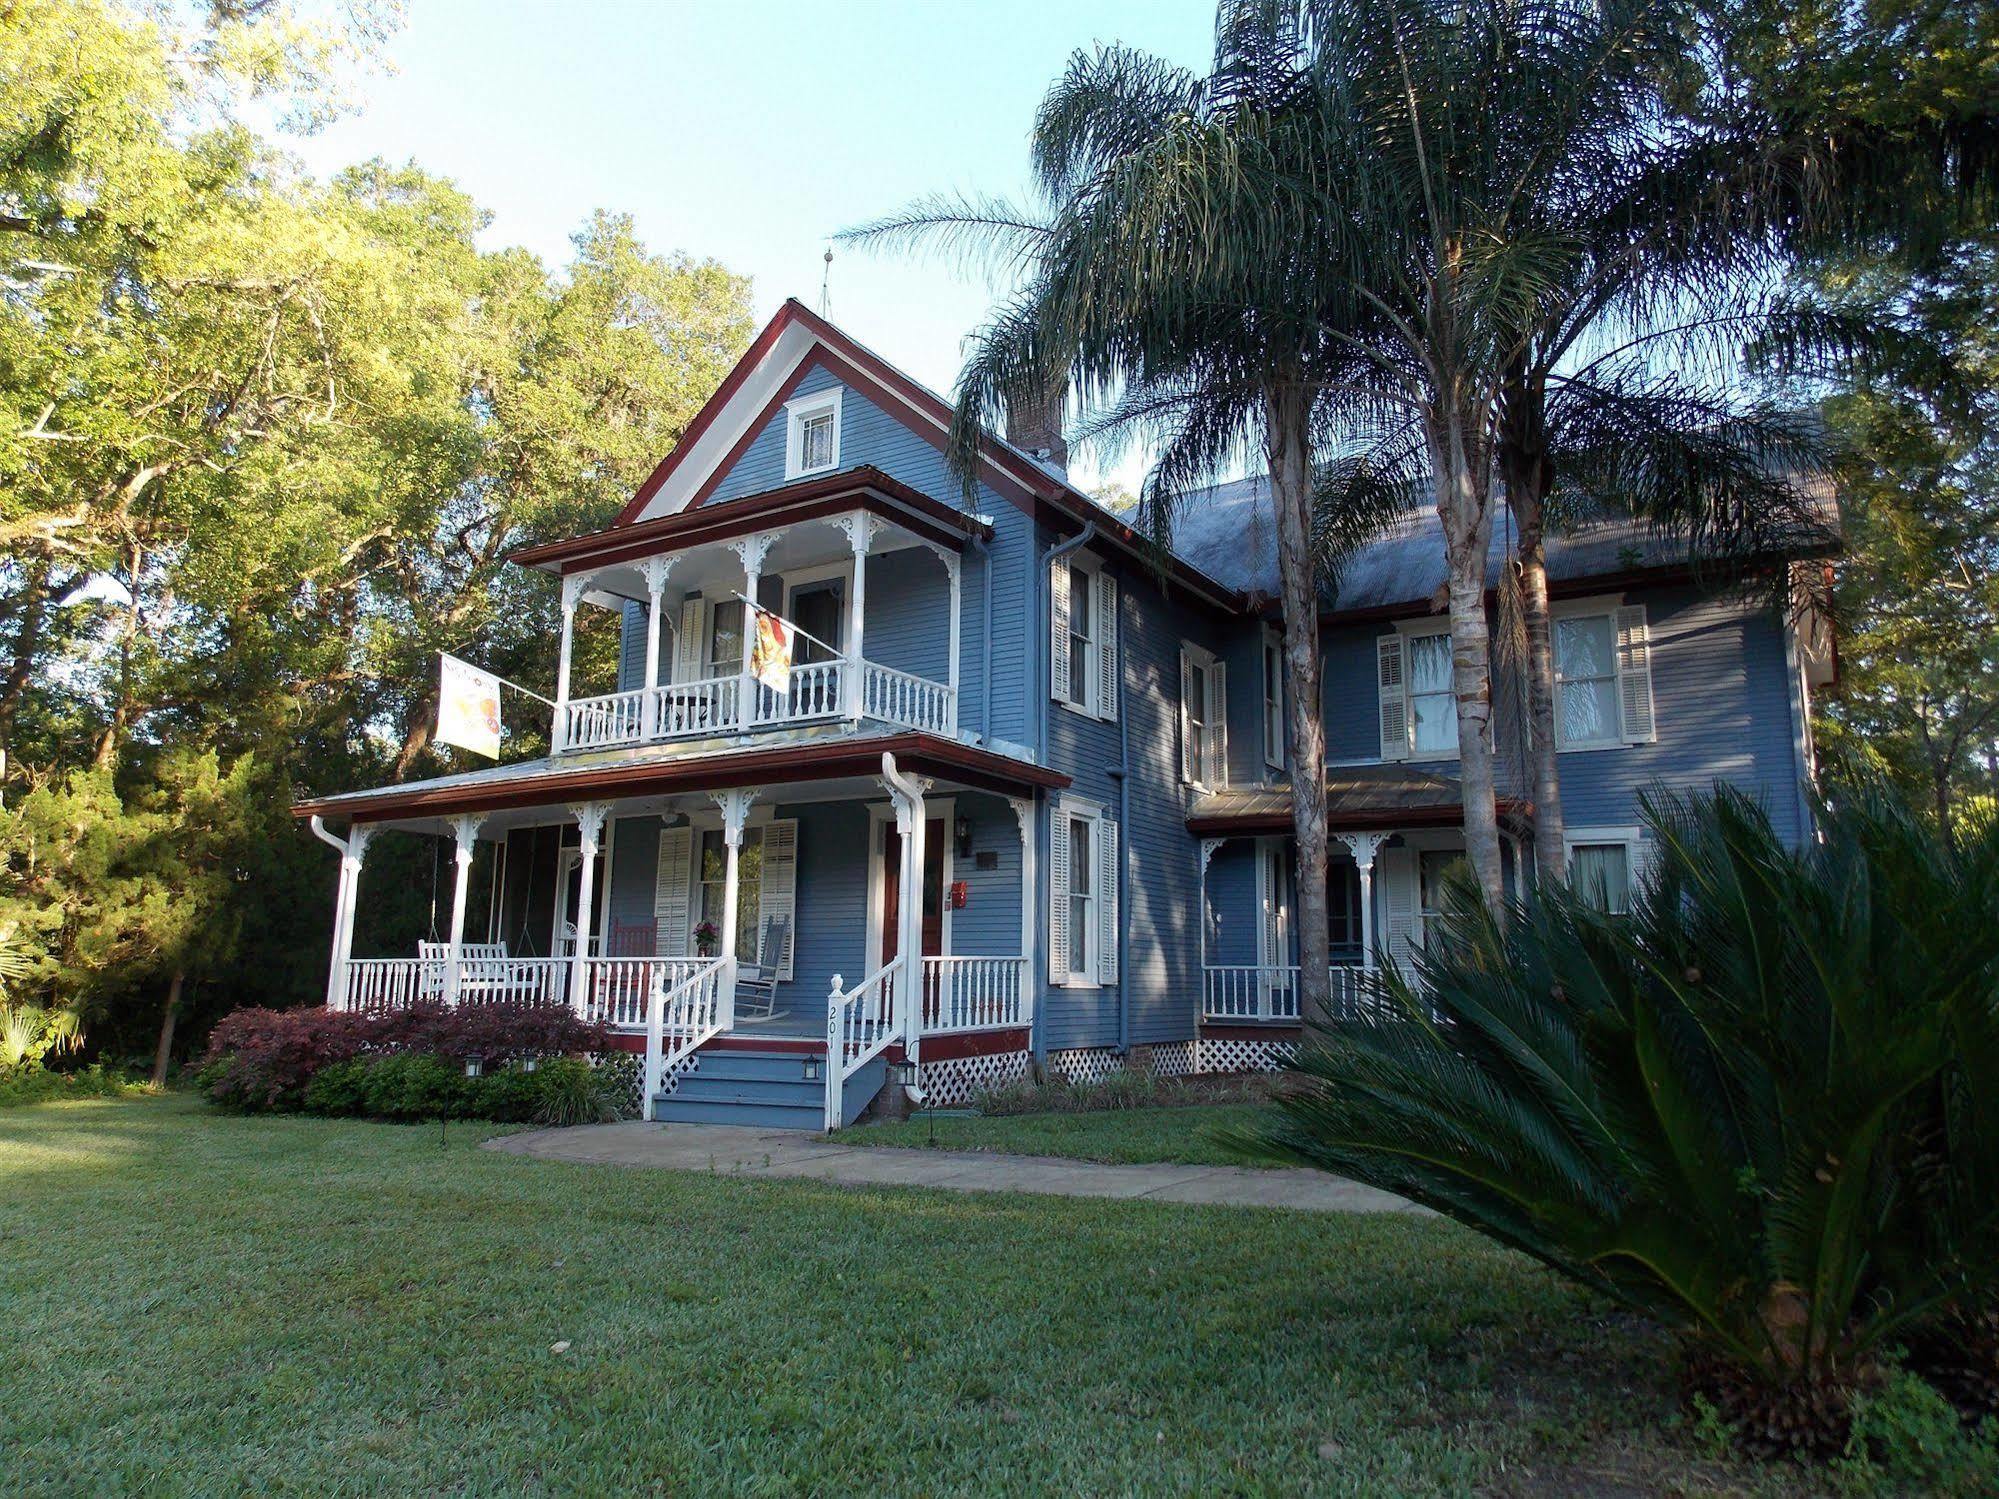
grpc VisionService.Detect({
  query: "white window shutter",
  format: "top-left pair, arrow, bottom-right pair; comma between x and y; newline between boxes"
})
760,819 -> 798,980
674,597 -> 706,682
1179,649 -> 1199,784
1046,811 -> 1070,985
1096,816 -> 1119,984
1380,846 -> 1421,971
653,826 -> 693,956
1205,661 -> 1228,789
1048,561 -> 1071,704
1615,605 -> 1656,743
1095,571 -> 1119,721
1377,633 -> 1409,760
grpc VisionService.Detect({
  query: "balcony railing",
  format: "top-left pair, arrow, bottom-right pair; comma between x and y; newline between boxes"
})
556,657 -> 954,754
1202,965 -> 1399,1024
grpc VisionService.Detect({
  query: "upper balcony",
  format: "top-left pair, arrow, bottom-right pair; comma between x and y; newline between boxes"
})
510,467 -> 989,756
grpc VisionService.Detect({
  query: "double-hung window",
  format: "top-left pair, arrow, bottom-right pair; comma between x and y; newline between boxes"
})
1566,827 -> 1644,915
1048,798 -> 1119,986
784,388 -> 842,479
1553,601 -> 1656,748
1180,642 -> 1227,787
1050,554 -> 1118,721
1261,629 -> 1285,768
1378,626 -> 1458,759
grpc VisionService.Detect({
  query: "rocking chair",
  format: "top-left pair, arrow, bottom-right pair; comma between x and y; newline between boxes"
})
732,915 -> 791,1022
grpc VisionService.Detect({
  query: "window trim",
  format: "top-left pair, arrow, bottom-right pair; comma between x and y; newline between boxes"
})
862,795 -> 956,970
1054,552 -> 1109,721
784,387 -> 843,480
1393,619 -> 1460,762
1052,794 -> 1109,988
1180,640 -> 1225,789
1261,628 -> 1285,770
781,559 -> 855,662
1563,824 -> 1646,915
1550,596 -> 1627,752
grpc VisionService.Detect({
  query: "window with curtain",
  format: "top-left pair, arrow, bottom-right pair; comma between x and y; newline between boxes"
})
1408,633 -> 1457,756
1570,842 -> 1632,914
798,409 -> 836,471
707,599 -> 744,679
1555,614 -> 1620,745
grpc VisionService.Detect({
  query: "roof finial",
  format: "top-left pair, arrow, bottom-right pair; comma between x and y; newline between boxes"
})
819,247 -> 834,317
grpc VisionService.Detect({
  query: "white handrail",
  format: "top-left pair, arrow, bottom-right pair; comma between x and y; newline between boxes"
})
860,660 -> 954,733
642,957 -> 731,1116
1200,965 -> 1395,1023
921,955 -> 1030,1034
560,687 -> 651,751
588,957 -> 711,1029
823,955 -> 904,1131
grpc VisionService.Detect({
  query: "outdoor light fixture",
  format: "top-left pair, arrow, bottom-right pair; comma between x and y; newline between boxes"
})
801,1055 -> 822,1083
890,1059 -> 918,1086
464,1055 -> 484,1079
522,1057 -> 538,1073
954,816 -> 972,857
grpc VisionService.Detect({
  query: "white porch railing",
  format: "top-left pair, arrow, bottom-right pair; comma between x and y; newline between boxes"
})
1202,965 -> 1395,1024
642,957 -> 730,1117
921,955 -> 1030,1034
587,957 -> 712,1030
748,657 -> 845,725
824,956 -> 903,1131
558,687 -> 650,751
337,956 -> 574,1012
342,958 -> 434,1012
652,677 -> 740,739
861,660 -> 954,733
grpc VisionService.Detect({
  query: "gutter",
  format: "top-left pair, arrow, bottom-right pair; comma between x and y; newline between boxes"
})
1031,522 -> 1097,1071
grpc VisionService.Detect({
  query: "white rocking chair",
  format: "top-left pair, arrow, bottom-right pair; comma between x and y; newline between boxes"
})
732,916 -> 790,1022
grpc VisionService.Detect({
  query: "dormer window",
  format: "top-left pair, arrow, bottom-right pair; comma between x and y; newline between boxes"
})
785,388 -> 842,479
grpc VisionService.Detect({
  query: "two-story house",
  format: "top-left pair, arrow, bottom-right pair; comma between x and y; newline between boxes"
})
293,300 -> 1833,1128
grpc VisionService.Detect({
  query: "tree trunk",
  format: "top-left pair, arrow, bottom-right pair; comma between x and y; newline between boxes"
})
1266,382 -> 1333,1027
0,553 -> 52,747
151,970 -> 184,1086
94,537 -> 145,771
1431,424 -> 1507,910
1506,473 -> 1566,890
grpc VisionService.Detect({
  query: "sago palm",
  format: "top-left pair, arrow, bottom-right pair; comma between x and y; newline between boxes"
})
1249,784 -> 1999,1453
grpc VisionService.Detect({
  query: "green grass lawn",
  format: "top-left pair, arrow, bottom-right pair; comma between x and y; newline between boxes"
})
2,1096 -> 1812,1496
844,1101 -> 1279,1166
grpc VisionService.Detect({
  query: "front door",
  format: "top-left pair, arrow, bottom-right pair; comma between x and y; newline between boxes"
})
879,817 -> 946,967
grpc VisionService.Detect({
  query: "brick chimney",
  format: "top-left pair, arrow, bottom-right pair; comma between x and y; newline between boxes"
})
1005,380 -> 1069,474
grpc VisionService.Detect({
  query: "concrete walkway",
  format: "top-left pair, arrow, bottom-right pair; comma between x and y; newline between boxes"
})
485,1122 -> 1416,1214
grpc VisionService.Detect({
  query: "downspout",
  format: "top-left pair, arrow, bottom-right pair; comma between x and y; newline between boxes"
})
880,751 -> 929,1081
1032,521 -> 1097,1072
309,815 -> 351,1008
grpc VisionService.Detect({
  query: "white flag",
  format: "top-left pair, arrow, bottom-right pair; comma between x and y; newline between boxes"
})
437,654 -> 502,759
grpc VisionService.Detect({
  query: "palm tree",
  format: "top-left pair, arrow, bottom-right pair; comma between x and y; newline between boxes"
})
845,3 -> 1399,1025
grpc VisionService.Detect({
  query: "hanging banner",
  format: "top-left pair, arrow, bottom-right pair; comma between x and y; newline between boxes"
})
749,607 -> 794,693
437,653 -> 503,759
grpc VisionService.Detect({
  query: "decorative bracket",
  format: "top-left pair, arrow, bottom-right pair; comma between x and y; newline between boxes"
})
728,532 -> 775,578
560,572 -> 588,613
641,556 -> 676,596
344,823 -> 376,870
1198,838 -> 1225,877
1006,796 -> 1034,838
450,813 -> 487,865
569,801 -> 612,852
1335,831 -> 1388,872
839,511 -> 885,557
711,787 -> 762,846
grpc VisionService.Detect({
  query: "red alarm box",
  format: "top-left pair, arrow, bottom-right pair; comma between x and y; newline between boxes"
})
948,880 -> 969,909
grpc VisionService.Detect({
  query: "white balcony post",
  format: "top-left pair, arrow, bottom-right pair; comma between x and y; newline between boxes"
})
729,533 -> 773,729
641,557 -> 673,740
840,512 -> 877,722
937,545 -> 962,735
444,813 -> 486,1005
324,824 -> 373,1008
1336,832 -> 1388,971
553,574 -> 584,754
1198,838 -> 1224,973
711,788 -> 760,1031
567,802 -> 611,1016
1009,796 -> 1037,1035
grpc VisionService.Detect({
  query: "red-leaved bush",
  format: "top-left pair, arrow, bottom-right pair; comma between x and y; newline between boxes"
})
201,1004 -> 610,1111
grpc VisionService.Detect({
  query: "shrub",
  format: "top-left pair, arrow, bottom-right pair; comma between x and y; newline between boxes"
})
300,1059 -> 371,1116
360,1053 -> 468,1121
1251,785 -> 1999,1457
0,1063 -> 135,1108
532,1057 -> 622,1126
470,1066 -> 542,1123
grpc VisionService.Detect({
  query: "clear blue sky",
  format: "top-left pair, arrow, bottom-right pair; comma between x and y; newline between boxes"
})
291,0 -> 1221,493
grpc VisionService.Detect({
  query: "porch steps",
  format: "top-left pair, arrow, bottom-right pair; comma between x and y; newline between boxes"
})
652,1047 -> 886,1131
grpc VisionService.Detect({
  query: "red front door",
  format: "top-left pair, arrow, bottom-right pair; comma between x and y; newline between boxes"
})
879,817 -> 946,968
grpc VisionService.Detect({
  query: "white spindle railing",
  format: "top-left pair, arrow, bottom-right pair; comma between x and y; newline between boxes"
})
586,957 -> 710,1029
641,958 -> 730,1116
860,660 -> 954,733
749,657 -> 845,725
1201,965 -> 1394,1023
652,677 -> 740,739
454,956 -> 571,1008
341,958 -> 433,1012
823,956 -> 904,1131
560,687 -> 652,751
921,955 -> 1030,1034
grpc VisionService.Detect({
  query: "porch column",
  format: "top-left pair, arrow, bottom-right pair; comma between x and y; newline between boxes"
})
840,512 -> 878,721
1335,832 -> 1388,971
923,542 -> 961,735
444,813 -> 487,1005
711,788 -> 761,1030
881,754 -> 931,1066
566,802 -> 611,1016
729,533 -> 773,729
1010,796 -> 1038,1039
323,824 -> 373,1008
1197,838 -> 1224,971
641,557 -> 674,739
552,573 -> 585,754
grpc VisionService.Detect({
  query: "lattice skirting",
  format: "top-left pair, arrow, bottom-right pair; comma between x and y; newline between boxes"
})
919,1048 -> 1031,1106
1140,1039 -> 1199,1078
1046,1046 -> 1126,1085
588,1051 -> 645,1116
1197,1037 -> 1297,1075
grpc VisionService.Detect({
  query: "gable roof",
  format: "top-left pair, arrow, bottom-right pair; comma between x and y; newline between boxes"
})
608,299 -> 1245,611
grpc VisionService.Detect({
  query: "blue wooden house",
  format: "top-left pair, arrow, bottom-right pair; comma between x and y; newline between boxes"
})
296,301 -> 1835,1127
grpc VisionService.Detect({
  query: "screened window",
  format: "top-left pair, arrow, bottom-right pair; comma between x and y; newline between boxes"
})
1570,842 -> 1632,914
1066,563 -> 1093,709
1408,632 -> 1457,756
1066,814 -> 1093,977
697,828 -> 765,961
1556,614 -> 1620,746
